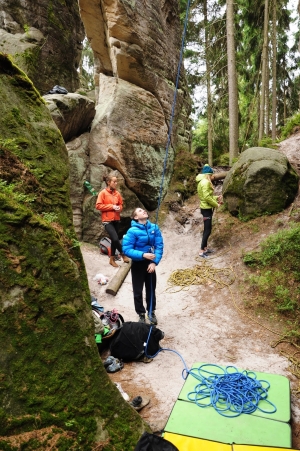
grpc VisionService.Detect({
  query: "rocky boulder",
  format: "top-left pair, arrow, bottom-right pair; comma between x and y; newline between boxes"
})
222,147 -> 299,219
44,93 -> 96,142
0,53 -> 145,449
66,133 -> 142,242
0,0 -> 84,94
78,0 -> 191,212
89,74 -> 170,210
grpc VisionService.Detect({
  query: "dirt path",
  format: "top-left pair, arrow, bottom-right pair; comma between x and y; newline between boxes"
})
82,198 -> 300,447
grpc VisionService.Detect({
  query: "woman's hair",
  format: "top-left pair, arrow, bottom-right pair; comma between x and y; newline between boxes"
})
103,173 -> 116,186
131,208 -> 139,220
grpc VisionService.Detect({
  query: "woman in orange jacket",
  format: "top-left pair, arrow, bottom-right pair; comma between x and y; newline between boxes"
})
96,174 -> 130,267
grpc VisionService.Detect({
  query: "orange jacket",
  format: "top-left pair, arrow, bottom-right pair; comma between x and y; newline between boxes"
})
95,188 -> 123,222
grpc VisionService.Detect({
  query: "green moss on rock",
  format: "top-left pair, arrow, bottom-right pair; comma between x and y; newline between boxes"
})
0,53 -> 147,450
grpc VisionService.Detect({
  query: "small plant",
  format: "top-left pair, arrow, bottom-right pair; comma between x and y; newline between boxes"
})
23,24 -> 30,35
0,138 -> 20,152
42,212 -> 59,223
0,179 -> 36,203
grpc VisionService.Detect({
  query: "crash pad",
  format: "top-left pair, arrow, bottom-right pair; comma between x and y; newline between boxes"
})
163,432 -> 232,450
164,399 -> 291,447
178,363 -> 290,423
233,446 -> 298,451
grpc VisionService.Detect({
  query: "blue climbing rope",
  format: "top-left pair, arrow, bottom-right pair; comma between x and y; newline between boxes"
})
155,0 -> 192,226
142,6 -> 276,421
147,0 -> 192,323
186,364 -> 277,417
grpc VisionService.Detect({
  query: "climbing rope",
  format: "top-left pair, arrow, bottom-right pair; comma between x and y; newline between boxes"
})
167,259 -> 235,292
147,0 -> 192,321
186,364 -> 277,417
155,0 -> 192,224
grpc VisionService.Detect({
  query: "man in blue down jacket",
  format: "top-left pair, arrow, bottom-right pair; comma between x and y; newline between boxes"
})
122,208 -> 164,325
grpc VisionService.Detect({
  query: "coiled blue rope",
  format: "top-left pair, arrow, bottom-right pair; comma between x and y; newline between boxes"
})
186,364 -> 277,417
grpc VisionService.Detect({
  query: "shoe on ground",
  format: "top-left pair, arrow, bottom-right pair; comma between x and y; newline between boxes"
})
147,311 -> 158,325
204,248 -> 214,254
129,396 -> 150,411
106,360 -> 124,373
198,253 -> 208,258
103,356 -> 116,368
138,313 -> 146,323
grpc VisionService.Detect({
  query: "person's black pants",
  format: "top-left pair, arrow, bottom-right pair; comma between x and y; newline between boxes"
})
201,208 -> 213,250
131,260 -> 157,315
104,221 -> 122,256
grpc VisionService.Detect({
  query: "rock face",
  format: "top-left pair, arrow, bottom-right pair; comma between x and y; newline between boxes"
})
222,147 -> 299,219
77,0 -> 191,238
66,133 -> 143,241
44,93 -> 96,142
0,53 -> 145,449
0,0 -> 85,94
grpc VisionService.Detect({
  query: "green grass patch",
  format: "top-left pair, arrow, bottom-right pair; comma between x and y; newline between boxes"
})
243,223 -> 300,335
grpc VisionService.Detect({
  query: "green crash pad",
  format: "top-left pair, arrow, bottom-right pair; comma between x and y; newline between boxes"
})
164,400 -> 291,447
178,363 -> 291,423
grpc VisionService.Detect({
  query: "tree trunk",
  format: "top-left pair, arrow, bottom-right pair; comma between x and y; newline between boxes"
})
259,0 -> 269,142
226,0 -> 239,165
204,0 -> 213,166
271,0 -> 277,142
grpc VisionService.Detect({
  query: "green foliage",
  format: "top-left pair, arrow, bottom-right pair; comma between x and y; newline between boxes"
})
170,149 -> 202,199
42,212 -> 59,223
0,179 -> 36,203
280,111 -> 300,139
244,223 -> 300,315
0,138 -> 19,152
79,37 -> 95,91
258,137 -> 278,149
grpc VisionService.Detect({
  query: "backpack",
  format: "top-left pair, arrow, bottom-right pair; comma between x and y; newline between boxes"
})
110,321 -> 164,361
47,85 -> 68,94
99,236 -> 112,256
134,432 -> 179,451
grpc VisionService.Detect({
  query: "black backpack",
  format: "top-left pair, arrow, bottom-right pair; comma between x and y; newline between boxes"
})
110,321 -> 164,361
134,432 -> 179,451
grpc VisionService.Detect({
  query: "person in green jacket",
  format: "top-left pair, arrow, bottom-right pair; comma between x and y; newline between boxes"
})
196,164 -> 222,258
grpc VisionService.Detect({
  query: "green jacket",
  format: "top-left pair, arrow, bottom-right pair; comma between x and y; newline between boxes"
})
196,174 -> 218,209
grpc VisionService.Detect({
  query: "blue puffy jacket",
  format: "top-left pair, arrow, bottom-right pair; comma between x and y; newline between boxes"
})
122,220 -> 164,265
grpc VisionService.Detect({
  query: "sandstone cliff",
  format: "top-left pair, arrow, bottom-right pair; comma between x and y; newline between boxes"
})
0,0 -> 84,94
75,0 -> 191,242
0,53 -> 146,450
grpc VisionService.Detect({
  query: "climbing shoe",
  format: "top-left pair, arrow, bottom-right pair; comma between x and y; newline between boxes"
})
106,360 -> 124,373
103,356 -> 119,368
147,311 -> 158,325
138,313 -> 146,323
198,253 -> 208,259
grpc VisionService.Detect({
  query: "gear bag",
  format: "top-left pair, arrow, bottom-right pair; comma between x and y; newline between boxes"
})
110,321 -> 164,361
134,432 -> 179,451
47,85 -> 68,94
99,236 -> 112,256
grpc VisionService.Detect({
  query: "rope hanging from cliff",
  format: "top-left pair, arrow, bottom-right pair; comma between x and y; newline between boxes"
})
155,0 -> 192,225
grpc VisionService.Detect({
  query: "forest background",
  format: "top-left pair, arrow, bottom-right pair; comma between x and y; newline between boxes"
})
80,0 -> 300,167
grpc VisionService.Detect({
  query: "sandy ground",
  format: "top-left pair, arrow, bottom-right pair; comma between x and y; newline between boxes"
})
81,193 -> 300,446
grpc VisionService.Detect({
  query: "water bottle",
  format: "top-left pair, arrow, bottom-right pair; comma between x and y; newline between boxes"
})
84,181 -> 98,196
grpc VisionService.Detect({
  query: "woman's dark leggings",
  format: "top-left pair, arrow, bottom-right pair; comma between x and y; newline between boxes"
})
201,208 -> 213,250
104,221 -> 122,256
131,260 -> 157,315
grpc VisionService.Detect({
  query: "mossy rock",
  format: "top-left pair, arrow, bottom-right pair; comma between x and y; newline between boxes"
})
222,147 -> 299,220
0,53 -> 147,450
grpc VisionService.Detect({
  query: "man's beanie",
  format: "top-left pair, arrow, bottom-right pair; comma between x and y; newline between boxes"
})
202,164 -> 214,174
